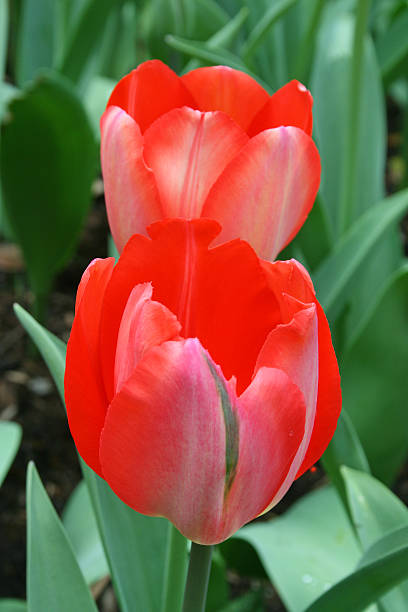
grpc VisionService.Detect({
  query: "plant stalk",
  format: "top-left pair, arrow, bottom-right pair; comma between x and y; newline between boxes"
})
182,543 -> 213,612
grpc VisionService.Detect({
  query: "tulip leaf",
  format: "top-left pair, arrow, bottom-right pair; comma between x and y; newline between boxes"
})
341,264 -> 408,484
83,75 -> 115,139
1,72 -> 97,317
82,463 -> 168,612
62,480 -> 109,585
377,10 -> 408,81
237,486 -> 361,612
13,304 -> 66,402
0,601 -> 27,612
0,0 -> 8,81
206,549 -> 229,612
342,467 -> 408,611
311,6 -> 385,237
305,526 -> 408,612
218,590 -> 263,612
313,189 -> 408,321
26,462 -> 97,612
0,422 -> 22,487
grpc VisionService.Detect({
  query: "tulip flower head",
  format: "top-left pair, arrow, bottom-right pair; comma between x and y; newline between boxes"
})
65,219 -> 341,545
101,60 -> 320,260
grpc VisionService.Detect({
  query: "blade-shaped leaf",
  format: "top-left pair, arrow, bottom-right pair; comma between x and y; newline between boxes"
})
0,422 -> 22,487
1,73 -> 97,312
0,601 -> 27,612
26,462 -> 97,612
237,486 -> 361,611
62,480 -> 109,585
377,10 -> 408,81
0,0 -> 8,81
313,189 -> 408,321
305,526 -> 408,612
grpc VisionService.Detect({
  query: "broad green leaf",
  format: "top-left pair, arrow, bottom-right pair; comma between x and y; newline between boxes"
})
342,265 -> 408,483
377,9 -> 408,81
305,526 -> 408,612
206,549 -> 229,612
342,467 -> 408,611
321,410 -> 370,515
83,75 -> 115,138
1,73 -> 97,313
292,195 -> 332,270
82,464 -> 168,612
15,0 -> 66,86
14,304 -> 66,402
237,486 -> 361,611
58,0 -> 118,87
311,7 -> 385,237
27,462 -> 97,612
0,0 -> 8,81
62,480 -> 109,585
0,601 -> 27,612
218,590 -> 263,612
313,189 -> 408,321
0,422 -> 22,487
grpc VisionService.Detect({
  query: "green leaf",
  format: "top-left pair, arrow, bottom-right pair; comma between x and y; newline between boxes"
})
311,7 -> 385,238
218,590 -> 263,612
206,549 -> 229,612
13,304 -> 66,402
377,9 -> 408,81
305,526 -> 408,612
83,75 -> 115,139
0,0 -> 8,81
342,467 -> 408,611
237,486 -> 361,611
62,480 -> 109,585
27,462 -> 97,612
0,601 -> 27,612
341,264 -> 408,484
58,0 -> 121,87
82,464 -> 168,612
1,72 -> 97,314
0,422 -> 22,487
15,0 -> 66,86
313,189 -> 408,321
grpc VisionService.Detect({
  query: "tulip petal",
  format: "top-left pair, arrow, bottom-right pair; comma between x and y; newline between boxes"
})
263,259 -> 342,477
143,107 -> 248,218
181,65 -> 269,132
107,59 -> 195,133
99,219 -> 280,401
100,106 -> 163,252
202,127 -> 321,261
254,302 -> 319,507
248,80 -> 313,137
100,339 -> 306,544
100,339 -> 232,543
65,258 -> 115,476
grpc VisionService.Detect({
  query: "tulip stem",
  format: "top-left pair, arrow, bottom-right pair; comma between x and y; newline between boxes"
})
182,543 -> 213,612
161,524 -> 188,612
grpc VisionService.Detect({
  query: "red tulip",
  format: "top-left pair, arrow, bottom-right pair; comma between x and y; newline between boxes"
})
101,60 -> 320,259
65,219 -> 341,545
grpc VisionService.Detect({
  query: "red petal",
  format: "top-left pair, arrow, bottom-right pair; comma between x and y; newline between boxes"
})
114,283 -> 181,393
99,219 -> 280,401
202,127 -> 321,261
107,60 -> 196,133
65,258 -> 115,476
181,65 -> 269,132
263,259 -> 342,477
143,107 -> 248,218
248,80 -> 313,137
100,106 -> 163,252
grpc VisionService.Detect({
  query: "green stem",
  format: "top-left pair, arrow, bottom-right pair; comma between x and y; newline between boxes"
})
339,0 -> 372,234
182,543 -> 213,612
161,524 -> 188,612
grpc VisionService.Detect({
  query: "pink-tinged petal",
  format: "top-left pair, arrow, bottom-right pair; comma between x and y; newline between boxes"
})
65,258 -> 115,476
181,65 -> 269,132
114,283 -> 181,393
107,60 -> 196,133
248,80 -> 313,137
100,339 -> 232,544
143,107 -> 248,218
254,303 -> 319,507
202,127 -> 321,261
227,367 -> 306,526
101,106 -> 163,252
263,259 -> 342,476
